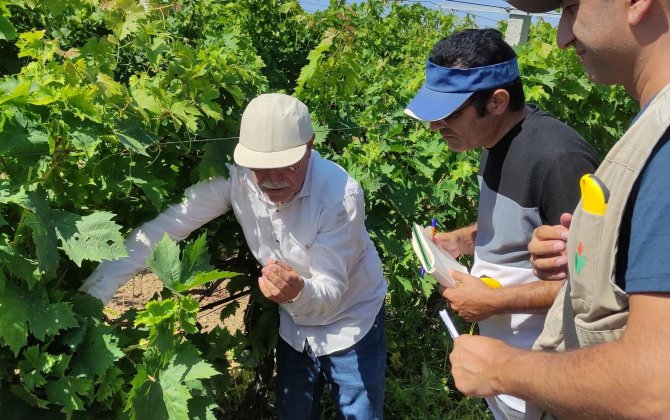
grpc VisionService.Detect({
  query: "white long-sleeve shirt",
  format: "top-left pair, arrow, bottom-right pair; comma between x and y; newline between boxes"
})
80,151 -> 387,356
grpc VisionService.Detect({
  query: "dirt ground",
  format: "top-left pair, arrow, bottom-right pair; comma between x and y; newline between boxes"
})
103,270 -> 248,333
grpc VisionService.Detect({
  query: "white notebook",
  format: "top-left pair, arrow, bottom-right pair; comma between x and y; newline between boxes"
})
411,223 -> 468,288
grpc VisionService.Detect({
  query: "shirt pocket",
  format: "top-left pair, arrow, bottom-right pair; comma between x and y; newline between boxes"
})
282,230 -> 315,273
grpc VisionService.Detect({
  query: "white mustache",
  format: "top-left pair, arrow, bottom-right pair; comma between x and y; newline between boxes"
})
260,181 -> 290,190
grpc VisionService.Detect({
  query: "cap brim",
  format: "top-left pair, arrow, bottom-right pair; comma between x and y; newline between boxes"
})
506,0 -> 560,13
404,86 -> 473,122
233,143 -> 307,169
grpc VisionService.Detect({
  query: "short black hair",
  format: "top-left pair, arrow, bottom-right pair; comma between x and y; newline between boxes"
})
429,29 -> 525,116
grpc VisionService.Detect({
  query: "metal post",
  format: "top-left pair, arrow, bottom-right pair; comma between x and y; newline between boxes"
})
504,13 -> 531,46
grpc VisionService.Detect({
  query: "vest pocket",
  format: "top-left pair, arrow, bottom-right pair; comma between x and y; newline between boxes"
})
569,210 -> 604,314
574,324 -> 625,347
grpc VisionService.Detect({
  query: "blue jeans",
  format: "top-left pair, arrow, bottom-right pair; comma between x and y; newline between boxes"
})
276,306 -> 386,420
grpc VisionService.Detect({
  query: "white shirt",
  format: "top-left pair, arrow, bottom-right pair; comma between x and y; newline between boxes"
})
80,151 -> 387,356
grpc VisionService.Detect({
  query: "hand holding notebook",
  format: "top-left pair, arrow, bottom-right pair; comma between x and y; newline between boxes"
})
411,223 -> 502,289
411,223 -> 468,288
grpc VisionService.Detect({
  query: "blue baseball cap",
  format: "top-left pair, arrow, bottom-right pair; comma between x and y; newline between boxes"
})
405,57 -> 520,122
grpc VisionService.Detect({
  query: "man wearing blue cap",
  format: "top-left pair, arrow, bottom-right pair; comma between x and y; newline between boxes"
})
448,1 -> 670,419
405,29 -> 599,420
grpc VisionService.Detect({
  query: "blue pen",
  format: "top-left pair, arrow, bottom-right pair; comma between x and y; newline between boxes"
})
420,217 -> 439,277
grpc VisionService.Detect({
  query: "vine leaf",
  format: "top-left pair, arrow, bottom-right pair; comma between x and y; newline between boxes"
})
44,376 -> 92,414
53,210 -> 127,267
23,189 -> 59,280
127,346 -> 219,420
0,282 -> 78,356
113,118 -> 158,157
0,15 -> 16,41
147,234 -> 239,294
69,321 -> 123,378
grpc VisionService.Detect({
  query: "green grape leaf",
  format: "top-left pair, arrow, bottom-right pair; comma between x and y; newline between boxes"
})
96,72 -> 124,98
0,15 -> 16,41
127,368 -> 169,419
70,292 -> 104,318
23,189 -> 59,280
0,235 -> 41,288
29,301 -> 79,341
0,119 -> 49,156
68,121 -> 104,157
60,85 -> 101,123
187,396 -> 217,420
18,346 -> 49,391
127,346 -> 218,420
94,366 -> 125,406
296,29 -> 334,93
161,347 -> 219,418
169,101 -> 201,132
53,210 -> 127,266
200,100 -> 223,121
70,321 -> 123,378
0,78 -> 32,106
114,119 -> 158,157
106,0 -> 146,40
126,174 -> 168,211
161,381 -> 191,420
180,270 -> 236,292
44,377 -> 92,414
148,234 -> 240,293
312,120 -> 329,145
0,283 -> 78,355
44,0 -> 68,17
146,234 -> 182,290
131,87 -> 163,114
147,36 -> 169,67
163,345 -> 219,383
181,234 -> 214,280
8,385 -> 51,410
197,142 -> 232,180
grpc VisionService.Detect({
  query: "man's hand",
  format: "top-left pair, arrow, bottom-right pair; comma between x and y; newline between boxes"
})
528,213 -> 572,280
258,259 -> 304,304
432,224 -> 477,258
439,271 -> 497,322
449,334 -> 520,397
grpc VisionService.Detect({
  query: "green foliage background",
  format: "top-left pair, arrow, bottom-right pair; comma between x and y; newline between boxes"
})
0,0 -> 636,418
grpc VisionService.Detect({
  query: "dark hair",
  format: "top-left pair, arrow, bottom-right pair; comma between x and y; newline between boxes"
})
429,28 -> 525,116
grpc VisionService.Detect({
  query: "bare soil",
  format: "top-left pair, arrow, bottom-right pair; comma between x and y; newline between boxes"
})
103,271 -> 248,333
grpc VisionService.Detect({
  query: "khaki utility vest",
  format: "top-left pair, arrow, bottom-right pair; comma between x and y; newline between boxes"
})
524,83 -> 670,419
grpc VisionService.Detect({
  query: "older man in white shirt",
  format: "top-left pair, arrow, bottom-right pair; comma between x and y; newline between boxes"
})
80,93 -> 388,419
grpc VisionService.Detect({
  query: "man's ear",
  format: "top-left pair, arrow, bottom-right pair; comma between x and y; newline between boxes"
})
487,89 -> 510,116
306,135 -> 315,151
628,0 -> 653,26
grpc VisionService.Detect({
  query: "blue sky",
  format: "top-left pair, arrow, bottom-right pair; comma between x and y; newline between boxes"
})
299,0 -> 560,28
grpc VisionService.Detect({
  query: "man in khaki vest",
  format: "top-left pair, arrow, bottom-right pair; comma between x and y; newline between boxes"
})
447,1 -> 670,418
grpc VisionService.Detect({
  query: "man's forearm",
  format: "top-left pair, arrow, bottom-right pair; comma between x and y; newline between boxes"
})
493,294 -> 670,418
493,279 -> 564,314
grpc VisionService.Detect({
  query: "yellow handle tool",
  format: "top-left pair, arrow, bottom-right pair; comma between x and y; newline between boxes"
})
580,174 -> 609,216
480,275 -> 502,288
